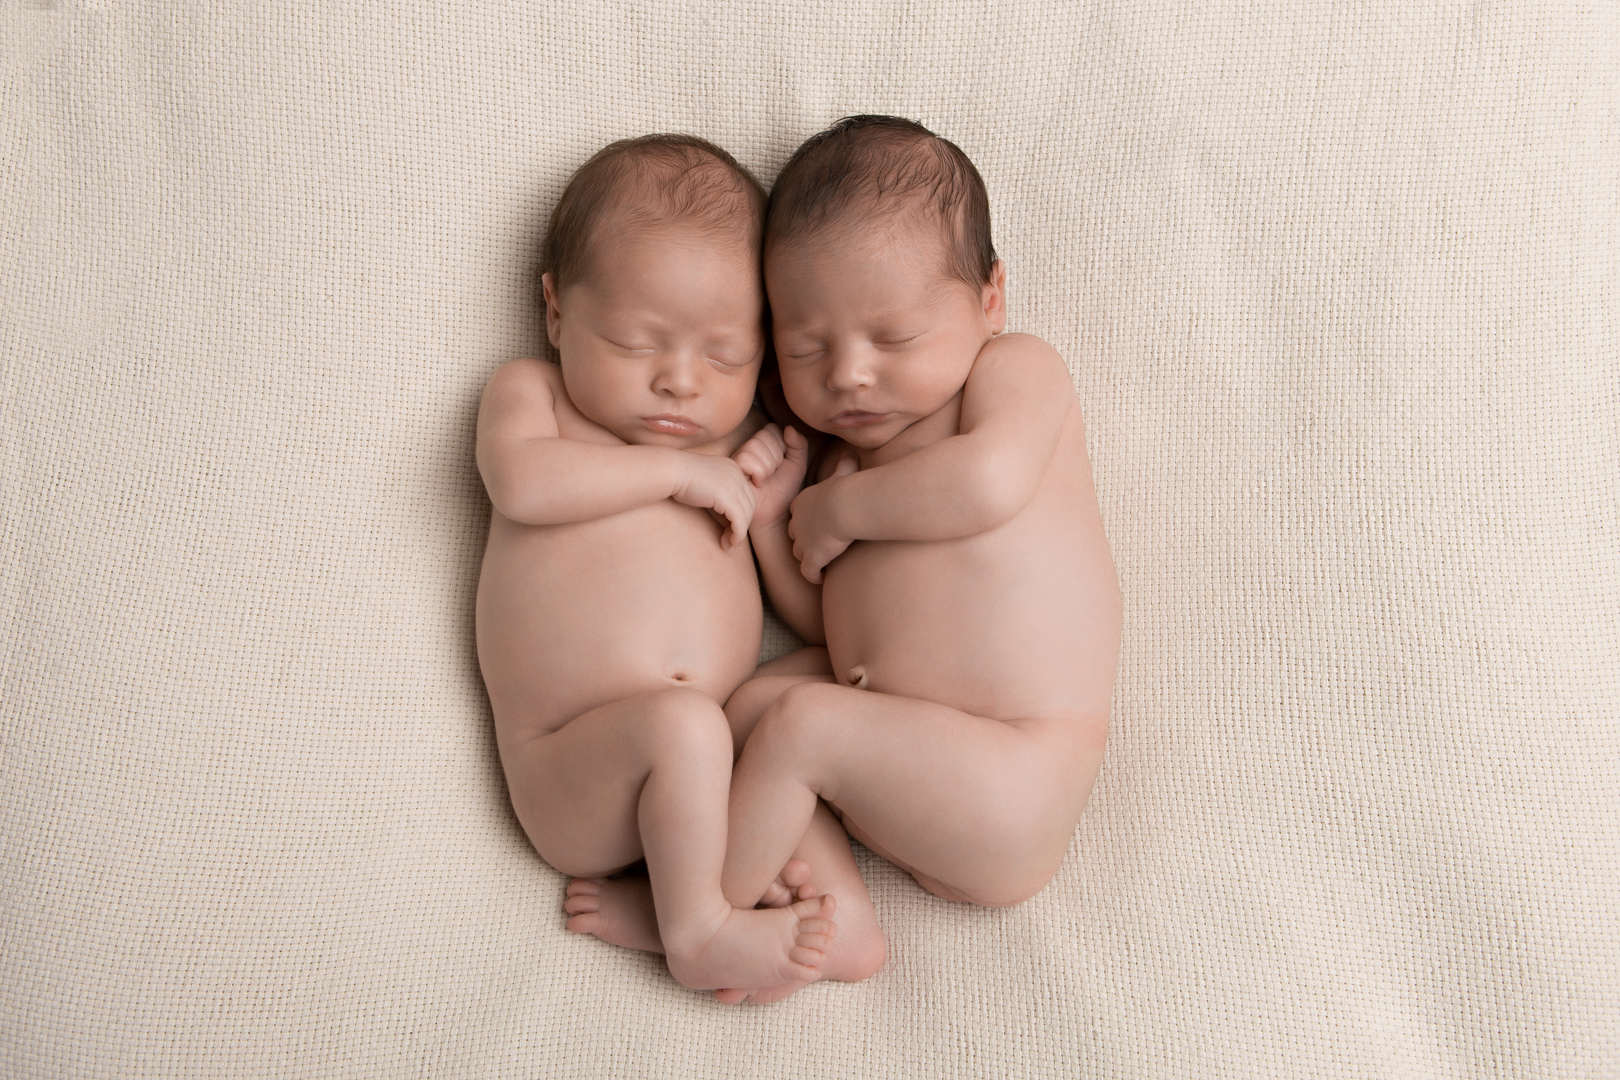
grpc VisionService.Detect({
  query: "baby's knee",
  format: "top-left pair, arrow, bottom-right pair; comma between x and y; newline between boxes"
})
969,871 -> 1057,909
751,680 -> 841,755
637,688 -> 732,758
921,867 -> 1056,909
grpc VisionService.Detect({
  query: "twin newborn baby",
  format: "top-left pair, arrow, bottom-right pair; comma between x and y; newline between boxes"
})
475,116 -> 1121,1004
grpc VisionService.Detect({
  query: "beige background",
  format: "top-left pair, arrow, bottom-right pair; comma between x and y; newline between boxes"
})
3,1 -> 1618,1077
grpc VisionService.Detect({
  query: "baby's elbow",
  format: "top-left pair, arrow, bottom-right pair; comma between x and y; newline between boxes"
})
482,471 -> 542,525
970,451 -> 1037,530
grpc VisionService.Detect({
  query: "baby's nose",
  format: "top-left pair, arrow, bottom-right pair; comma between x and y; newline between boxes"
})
653,354 -> 701,395
825,345 -> 874,389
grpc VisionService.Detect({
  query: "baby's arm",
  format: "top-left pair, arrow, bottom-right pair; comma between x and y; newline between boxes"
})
733,424 -> 825,643
788,333 -> 1074,580
477,358 -> 756,547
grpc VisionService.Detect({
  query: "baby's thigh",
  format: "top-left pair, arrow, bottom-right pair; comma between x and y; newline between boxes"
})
767,685 -> 1098,906
723,647 -> 835,754
502,688 -> 733,877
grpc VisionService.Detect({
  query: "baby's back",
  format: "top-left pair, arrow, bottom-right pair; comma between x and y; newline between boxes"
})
821,407 -> 1120,729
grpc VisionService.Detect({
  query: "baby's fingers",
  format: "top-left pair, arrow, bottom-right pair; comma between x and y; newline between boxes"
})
724,486 -> 756,549
734,425 -> 785,483
782,425 -> 809,460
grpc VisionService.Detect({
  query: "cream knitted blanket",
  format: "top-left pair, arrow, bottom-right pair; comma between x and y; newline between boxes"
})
3,2 -> 1616,1076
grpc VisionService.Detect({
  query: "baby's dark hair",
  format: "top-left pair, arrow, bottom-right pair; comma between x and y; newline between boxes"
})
542,133 -> 767,300
765,116 -> 996,288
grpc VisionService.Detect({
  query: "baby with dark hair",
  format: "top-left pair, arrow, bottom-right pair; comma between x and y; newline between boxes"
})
474,134 -> 843,993
717,116 -> 1123,1001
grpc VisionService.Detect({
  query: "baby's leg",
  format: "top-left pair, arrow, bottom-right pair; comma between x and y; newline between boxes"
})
714,800 -> 888,1003
723,683 -> 1106,910
724,659 -> 886,977
722,646 -> 832,754
500,687 -> 835,990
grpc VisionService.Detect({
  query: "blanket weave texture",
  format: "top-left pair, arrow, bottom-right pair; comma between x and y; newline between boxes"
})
3,2 -> 1617,1077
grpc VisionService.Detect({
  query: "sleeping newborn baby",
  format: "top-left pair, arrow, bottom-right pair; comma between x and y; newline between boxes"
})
720,117 -> 1123,999
474,135 -> 836,992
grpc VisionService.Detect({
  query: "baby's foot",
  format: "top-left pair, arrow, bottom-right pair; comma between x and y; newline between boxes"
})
716,874 -> 886,1004
664,893 -> 837,991
564,876 -> 664,954
756,859 -> 813,908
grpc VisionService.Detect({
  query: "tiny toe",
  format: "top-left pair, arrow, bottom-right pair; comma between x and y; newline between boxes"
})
789,892 -> 836,921
779,860 -> 812,890
787,959 -> 823,982
713,988 -> 749,1005
789,944 -> 828,968
566,878 -> 604,897
758,881 -> 790,908
563,894 -> 601,915
565,913 -> 600,935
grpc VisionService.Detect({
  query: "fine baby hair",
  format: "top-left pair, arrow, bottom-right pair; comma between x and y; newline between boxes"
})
765,115 -> 997,290
541,133 -> 769,358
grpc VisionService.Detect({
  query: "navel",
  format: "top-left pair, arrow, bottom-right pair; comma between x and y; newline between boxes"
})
845,666 -> 869,690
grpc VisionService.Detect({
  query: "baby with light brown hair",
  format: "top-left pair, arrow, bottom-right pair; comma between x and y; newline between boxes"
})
716,116 -> 1122,1001
474,135 -> 842,992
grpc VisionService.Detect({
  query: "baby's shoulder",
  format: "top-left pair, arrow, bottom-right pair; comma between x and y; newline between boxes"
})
477,357 -> 566,441
484,355 -> 564,400
967,332 -> 1068,383
961,332 -> 1077,421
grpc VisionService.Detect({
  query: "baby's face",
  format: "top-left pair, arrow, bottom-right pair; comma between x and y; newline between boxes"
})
546,223 -> 764,449
766,218 -> 1004,450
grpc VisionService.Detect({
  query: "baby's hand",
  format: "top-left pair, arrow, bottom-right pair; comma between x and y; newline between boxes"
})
733,424 -> 811,532
787,452 -> 859,583
672,453 -> 757,549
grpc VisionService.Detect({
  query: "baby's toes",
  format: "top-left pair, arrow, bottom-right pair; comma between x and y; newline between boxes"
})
778,860 -> 812,892
758,880 -> 791,908
790,930 -> 834,968
563,878 -> 604,915
794,917 -> 837,951
790,894 -> 839,966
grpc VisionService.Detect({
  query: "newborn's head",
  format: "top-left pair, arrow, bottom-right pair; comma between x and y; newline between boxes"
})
763,117 -> 1007,447
764,115 -> 996,293
541,135 -> 769,447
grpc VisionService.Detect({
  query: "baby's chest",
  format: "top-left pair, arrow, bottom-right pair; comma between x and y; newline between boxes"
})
530,500 -> 750,589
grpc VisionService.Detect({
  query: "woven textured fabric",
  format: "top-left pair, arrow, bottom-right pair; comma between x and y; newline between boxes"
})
3,2 -> 1618,1077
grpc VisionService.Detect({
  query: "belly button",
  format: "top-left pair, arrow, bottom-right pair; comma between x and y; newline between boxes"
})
845,666 -> 869,690
671,671 -> 692,683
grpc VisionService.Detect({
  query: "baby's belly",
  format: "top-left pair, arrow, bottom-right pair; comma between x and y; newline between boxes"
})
477,500 -> 762,734
822,499 -> 1119,723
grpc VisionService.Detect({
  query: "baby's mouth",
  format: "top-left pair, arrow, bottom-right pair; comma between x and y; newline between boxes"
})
642,414 -> 699,435
830,410 -> 888,429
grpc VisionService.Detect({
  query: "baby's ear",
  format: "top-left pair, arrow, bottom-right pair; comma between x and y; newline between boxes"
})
981,260 -> 1008,334
541,273 -> 564,349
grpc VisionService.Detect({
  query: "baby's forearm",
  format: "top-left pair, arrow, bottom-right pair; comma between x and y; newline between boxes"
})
829,437 -> 1029,543
480,439 -> 685,525
750,519 -> 824,644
